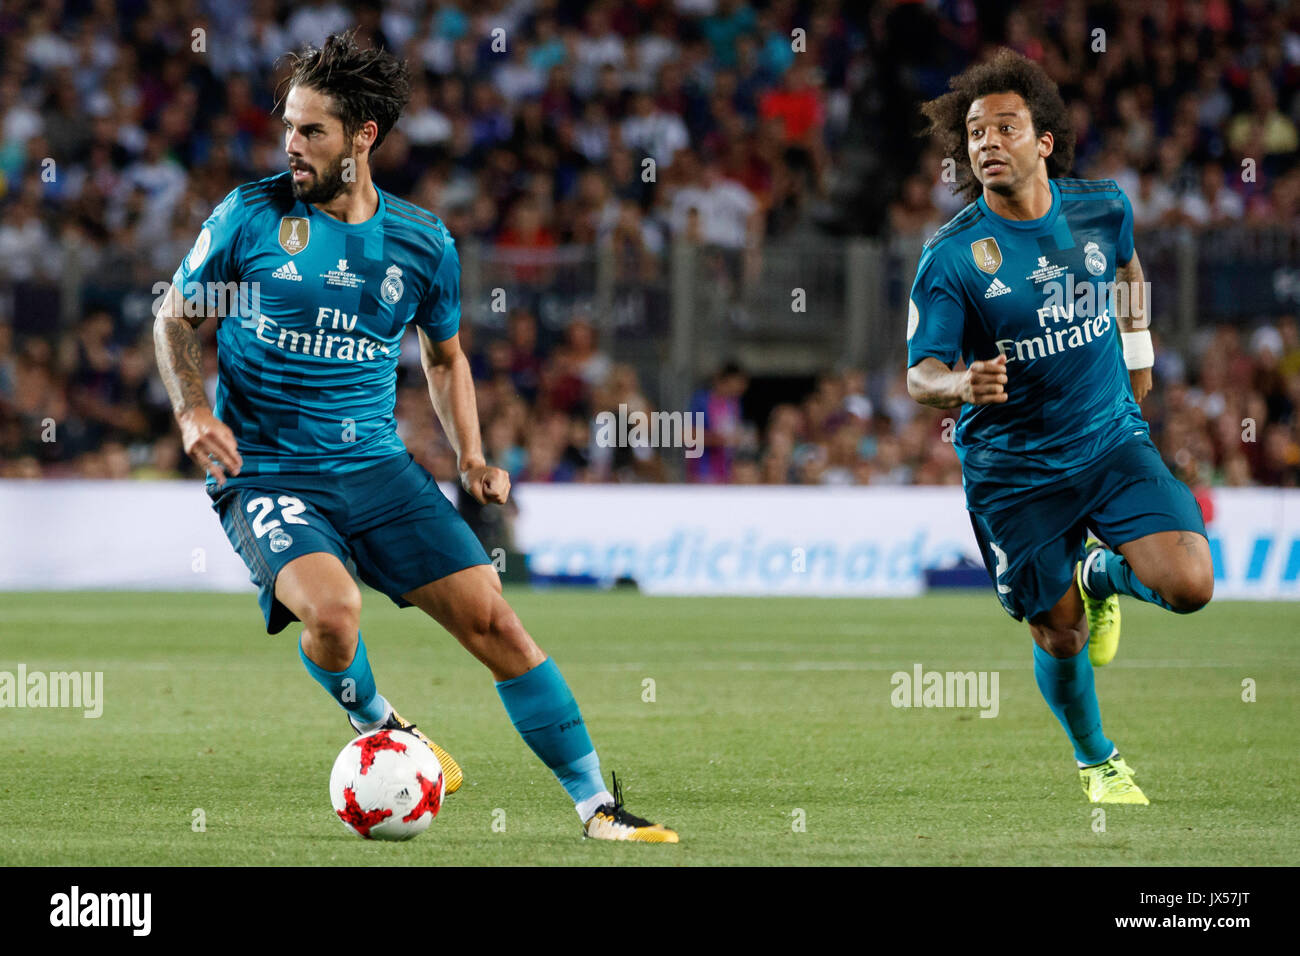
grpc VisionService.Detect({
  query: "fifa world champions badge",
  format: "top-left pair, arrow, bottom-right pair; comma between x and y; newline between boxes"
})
279,216 -> 310,255
971,237 -> 1003,274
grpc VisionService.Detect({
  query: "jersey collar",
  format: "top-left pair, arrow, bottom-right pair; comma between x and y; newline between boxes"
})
301,183 -> 386,233
977,178 -> 1061,232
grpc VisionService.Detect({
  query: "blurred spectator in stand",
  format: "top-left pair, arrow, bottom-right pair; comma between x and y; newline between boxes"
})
687,362 -> 748,483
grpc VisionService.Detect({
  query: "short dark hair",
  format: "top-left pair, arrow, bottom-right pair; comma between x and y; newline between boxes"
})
278,30 -> 410,155
920,49 -> 1075,203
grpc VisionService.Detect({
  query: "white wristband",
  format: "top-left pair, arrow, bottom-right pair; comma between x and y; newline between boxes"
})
1121,330 -> 1154,370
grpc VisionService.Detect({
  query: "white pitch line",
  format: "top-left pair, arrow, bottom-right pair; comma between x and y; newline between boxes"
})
588,659 -> 1283,672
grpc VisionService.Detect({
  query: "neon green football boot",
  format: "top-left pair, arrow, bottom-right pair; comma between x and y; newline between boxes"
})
1078,537 -> 1122,667
1079,755 -> 1149,805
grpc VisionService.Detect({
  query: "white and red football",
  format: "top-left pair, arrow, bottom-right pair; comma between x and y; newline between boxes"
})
328,728 -> 444,841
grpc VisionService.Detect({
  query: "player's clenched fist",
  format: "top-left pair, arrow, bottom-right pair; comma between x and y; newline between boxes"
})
1129,367 -> 1152,404
179,407 -> 243,486
460,463 -> 511,505
961,353 -> 1009,405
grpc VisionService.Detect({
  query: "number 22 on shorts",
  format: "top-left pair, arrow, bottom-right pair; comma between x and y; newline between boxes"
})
246,495 -> 309,538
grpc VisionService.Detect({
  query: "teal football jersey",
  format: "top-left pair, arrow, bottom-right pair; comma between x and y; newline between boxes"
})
171,173 -> 460,480
906,178 -> 1148,512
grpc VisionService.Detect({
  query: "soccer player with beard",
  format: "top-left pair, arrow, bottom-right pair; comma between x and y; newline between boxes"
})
905,50 -> 1215,805
153,33 -> 676,842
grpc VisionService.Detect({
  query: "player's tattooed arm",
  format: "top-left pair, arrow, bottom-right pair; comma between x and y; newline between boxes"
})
1115,250 -> 1153,403
418,326 -> 510,505
907,355 -> 1008,408
154,285 -> 208,414
152,284 -> 242,485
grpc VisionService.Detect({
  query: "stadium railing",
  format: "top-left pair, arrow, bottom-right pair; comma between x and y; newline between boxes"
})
8,223 -> 1298,401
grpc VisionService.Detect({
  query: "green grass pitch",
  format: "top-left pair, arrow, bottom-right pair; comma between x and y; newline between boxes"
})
1,589 -> 1295,866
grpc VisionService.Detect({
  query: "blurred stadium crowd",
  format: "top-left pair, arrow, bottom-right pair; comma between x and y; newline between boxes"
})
0,0 -> 1298,487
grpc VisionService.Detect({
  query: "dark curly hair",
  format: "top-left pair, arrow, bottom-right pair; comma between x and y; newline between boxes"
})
278,30 -> 411,155
920,49 -> 1075,203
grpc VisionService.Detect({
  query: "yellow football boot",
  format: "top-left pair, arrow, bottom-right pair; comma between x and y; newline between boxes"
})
583,773 -> 679,843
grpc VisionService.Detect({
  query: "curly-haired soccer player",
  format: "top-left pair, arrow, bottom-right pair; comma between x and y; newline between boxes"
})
906,50 -> 1214,805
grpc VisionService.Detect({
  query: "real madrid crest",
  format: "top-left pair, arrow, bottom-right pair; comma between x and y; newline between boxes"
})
278,217 -> 310,255
381,264 -> 405,304
1083,241 -> 1107,276
970,237 -> 1002,274
268,528 -> 293,553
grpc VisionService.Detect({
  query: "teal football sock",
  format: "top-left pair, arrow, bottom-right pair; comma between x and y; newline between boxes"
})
496,657 -> 605,805
298,631 -> 389,725
1082,547 -> 1177,612
1032,641 -> 1114,766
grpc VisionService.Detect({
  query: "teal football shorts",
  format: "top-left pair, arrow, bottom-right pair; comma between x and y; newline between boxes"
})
209,452 -> 490,633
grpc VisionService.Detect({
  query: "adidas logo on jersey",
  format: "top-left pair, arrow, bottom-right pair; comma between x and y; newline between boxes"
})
984,277 -> 1012,299
272,261 -> 303,282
